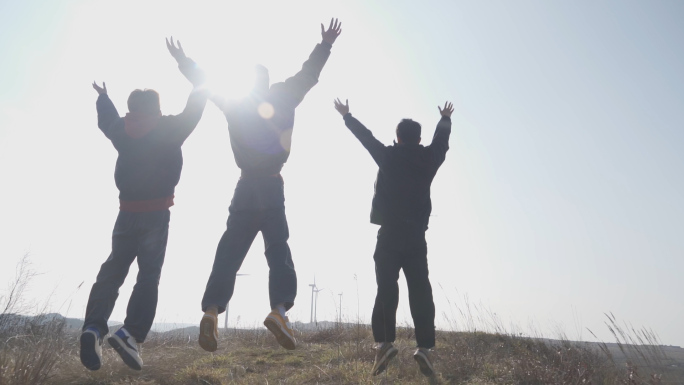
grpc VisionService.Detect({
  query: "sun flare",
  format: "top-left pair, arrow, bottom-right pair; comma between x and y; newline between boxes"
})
204,64 -> 256,100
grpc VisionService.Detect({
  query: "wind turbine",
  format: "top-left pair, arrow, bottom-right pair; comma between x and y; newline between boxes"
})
225,273 -> 249,329
308,277 -> 323,324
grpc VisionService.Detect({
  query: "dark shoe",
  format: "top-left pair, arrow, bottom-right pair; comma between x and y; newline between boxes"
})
371,342 -> 398,376
79,327 -> 103,370
107,327 -> 143,370
413,347 -> 435,377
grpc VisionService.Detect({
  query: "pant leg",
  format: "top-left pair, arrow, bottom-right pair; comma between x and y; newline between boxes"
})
402,232 -> 435,349
201,210 -> 260,313
123,210 -> 170,342
371,226 -> 403,343
260,208 -> 296,310
83,211 -> 138,337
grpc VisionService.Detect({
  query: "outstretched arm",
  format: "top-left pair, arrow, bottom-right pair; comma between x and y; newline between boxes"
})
166,37 -> 206,88
334,98 -> 386,167
166,36 -> 232,112
275,19 -> 342,107
161,87 -> 210,145
429,101 -> 453,164
93,81 -> 121,139
163,37 -> 210,143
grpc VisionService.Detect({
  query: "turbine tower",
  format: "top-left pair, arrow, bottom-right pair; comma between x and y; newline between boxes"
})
225,273 -> 249,329
308,276 -> 323,324
309,277 -> 317,324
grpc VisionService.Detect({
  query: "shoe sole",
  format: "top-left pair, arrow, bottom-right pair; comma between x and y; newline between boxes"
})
372,347 -> 398,376
79,332 -> 101,371
263,316 -> 296,350
107,335 -> 142,371
414,353 -> 434,377
199,315 -> 218,352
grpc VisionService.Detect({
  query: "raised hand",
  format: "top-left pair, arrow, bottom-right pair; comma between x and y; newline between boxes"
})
92,81 -> 107,95
438,101 -> 454,117
321,18 -> 342,45
166,36 -> 187,62
334,98 -> 349,116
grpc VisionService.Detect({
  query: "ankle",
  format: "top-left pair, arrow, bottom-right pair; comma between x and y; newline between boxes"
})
85,327 -> 101,339
274,303 -> 287,318
376,342 -> 392,349
206,306 -> 219,317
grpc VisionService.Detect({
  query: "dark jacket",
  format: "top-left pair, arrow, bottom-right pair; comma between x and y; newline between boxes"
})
211,42 -> 332,177
179,42 -> 332,211
343,113 -> 452,230
96,87 -> 208,204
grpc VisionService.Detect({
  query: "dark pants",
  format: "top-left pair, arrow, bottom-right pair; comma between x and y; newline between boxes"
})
201,208 -> 296,313
83,209 -> 170,343
371,225 -> 436,348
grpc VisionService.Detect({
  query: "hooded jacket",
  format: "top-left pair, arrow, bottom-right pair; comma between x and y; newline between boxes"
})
179,42 -> 332,211
183,42 -> 332,177
96,84 -> 208,210
342,113 -> 452,230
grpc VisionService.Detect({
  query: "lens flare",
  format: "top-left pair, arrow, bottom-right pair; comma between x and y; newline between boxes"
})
258,102 -> 275,119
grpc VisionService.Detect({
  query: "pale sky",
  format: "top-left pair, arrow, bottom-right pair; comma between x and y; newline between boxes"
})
1,1 -> 683,347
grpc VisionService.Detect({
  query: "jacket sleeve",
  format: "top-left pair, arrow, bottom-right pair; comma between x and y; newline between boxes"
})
272,42 -> 332,108
175,56 -> 233,113
176,56 -> 207,88
428,116 -> 452,166
343,113 -> 387,168
96,94 -> 122,140
161,88 -> 210,145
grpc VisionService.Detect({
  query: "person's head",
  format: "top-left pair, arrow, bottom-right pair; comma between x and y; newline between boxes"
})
396,119 -> 421,144
127,89 -> 160,115
252,64 -> 270,97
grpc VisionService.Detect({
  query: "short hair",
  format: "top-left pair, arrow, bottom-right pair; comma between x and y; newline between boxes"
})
396,119 -> 421,144
127,89 -> 160,114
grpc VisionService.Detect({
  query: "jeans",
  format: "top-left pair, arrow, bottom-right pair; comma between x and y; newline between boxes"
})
201,208 -> 296,313
83,209 -> 170,343
371,225 -> 436,348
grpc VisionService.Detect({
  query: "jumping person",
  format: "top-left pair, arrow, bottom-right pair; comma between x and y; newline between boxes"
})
333,98 -> 453,377
79,50 -> 208,371
167,19 -> 342,352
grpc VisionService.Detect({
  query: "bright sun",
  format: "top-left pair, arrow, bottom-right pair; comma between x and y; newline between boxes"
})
203,63 -> 256,101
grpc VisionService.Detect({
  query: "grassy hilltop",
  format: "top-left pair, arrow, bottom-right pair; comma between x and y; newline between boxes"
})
1,314 -> 683,384
2,259 -> 682,384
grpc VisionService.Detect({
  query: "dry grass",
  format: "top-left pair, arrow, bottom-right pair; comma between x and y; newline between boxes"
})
0,314 -> 67,385
11,323 -> 676,385
1,255 -> 68,385
2,257 -> 682,384
0,311 -> 681,384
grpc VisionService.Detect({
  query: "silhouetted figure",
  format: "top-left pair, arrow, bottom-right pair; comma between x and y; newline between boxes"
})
167,19 -> 342,352
333,98 -> 453,377
80,55 -> 208,371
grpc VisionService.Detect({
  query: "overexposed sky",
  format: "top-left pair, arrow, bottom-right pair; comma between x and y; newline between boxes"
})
1,0 -> 683,346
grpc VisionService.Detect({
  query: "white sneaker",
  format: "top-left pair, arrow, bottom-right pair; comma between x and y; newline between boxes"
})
107,327 -> 143,370
79,328 -> 103,370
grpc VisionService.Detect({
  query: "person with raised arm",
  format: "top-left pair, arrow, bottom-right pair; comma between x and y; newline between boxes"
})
333,98 -> 453,377
79,51 -> 209,371
167,18 -> 342,352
